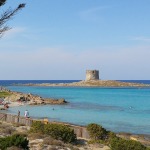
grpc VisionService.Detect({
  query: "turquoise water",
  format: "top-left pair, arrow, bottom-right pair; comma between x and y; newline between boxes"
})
5,86 -> 150,135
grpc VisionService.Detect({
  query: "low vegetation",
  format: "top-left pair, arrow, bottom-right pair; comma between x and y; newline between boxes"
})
30,121 -> 77,143
87,123 -> 108,140
0,121 -> 149,150
0,133 -> 29,150
110,136 -> 148,150
0,122 -> 15,135
87,123 -> 149,150
0,91 -> 11,98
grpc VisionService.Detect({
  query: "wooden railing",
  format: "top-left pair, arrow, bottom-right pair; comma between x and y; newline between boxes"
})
0,113 -> 89,139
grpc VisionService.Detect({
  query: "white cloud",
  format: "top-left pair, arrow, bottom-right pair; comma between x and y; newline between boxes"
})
3,27 -> 26,39
79,6 -> 111,21
131,36 -> 150,42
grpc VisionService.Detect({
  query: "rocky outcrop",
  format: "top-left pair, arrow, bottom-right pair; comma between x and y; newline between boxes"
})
4,92 -> 67,105
30,98 -> 67,105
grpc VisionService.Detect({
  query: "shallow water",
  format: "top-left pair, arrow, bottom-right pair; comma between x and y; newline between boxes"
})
4,86 -> 150,135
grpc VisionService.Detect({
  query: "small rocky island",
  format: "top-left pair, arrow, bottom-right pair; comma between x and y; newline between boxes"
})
22,80 -> 150,87
20,70 -> 150,87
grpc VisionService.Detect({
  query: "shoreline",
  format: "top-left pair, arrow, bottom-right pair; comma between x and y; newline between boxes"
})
0,89 -> 68,110
0,99 -> 30,110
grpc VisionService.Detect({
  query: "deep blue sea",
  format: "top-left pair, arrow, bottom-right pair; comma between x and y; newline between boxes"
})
0,80 -> 150,135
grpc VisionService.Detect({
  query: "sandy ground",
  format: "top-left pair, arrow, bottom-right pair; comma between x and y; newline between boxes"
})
0,101 -> 27,109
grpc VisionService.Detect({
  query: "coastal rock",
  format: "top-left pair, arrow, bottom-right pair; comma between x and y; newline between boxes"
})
44,98 -> 67,104
29,98 -> 67,105
4,91 -> 67,106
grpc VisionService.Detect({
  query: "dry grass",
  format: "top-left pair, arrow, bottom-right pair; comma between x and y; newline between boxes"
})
28,132 -> 46,140
64,144 -> 80,150
1,126 -> 15,135
0,122 -> 29,137
48,147 -> 59,150
43,137 -> 64,146
12,123 -> 26,127
0,122 -> 9,128
7,146 -> 23,150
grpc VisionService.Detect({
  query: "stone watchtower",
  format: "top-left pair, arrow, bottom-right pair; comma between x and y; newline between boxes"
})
86,70 -> 99,81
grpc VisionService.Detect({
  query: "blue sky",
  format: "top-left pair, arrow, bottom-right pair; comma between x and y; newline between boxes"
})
0,0 -> 150,80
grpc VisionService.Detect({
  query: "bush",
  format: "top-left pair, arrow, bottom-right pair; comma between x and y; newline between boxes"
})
87,123 -> 108,140
107,131 -> 117,143
44,123 -> 77,143
110,137 -> 147,150
30,121 -> 44,133
30,121 -> 77,143
86,123 -> 148,149
0,134 -> 29,150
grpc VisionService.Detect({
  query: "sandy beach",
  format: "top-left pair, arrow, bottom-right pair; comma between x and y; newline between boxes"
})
0,99 -> 28,110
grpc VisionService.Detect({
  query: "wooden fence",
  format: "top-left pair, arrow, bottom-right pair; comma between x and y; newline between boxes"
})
0,113 -> 89,139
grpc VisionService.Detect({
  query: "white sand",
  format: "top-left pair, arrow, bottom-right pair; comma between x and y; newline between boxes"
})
0,101 -> 26,109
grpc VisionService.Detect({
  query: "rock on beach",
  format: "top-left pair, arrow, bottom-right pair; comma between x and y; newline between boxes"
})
4,91 -> 68,106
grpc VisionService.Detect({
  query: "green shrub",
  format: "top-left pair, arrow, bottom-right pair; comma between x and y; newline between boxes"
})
110,137 -> 147,150
0,134 -> 29,150
87,123 -> 108,140
107,131 -> 117,143
86,123 -> 148,150
44,123 -> 77,143
0,137 -> 10,150
0,91 -> 11,98
30,121 -> 44,133
30,121 -> 77,143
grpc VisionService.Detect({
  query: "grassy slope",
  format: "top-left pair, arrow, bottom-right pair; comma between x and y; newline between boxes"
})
0,91 -> 11,98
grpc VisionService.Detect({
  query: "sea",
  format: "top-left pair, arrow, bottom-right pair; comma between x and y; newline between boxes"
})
0,80 -> 150,135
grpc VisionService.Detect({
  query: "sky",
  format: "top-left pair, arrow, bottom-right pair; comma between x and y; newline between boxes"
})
0,0 -> 150,80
